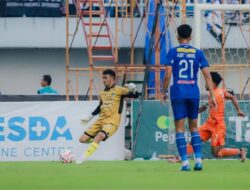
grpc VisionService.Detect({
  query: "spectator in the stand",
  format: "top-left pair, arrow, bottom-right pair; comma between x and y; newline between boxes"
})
206,0 -> 223,43
68,0 -> 77,15
37,75 -> 58,95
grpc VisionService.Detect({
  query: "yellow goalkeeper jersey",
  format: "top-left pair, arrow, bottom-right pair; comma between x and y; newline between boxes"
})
85,85 -> 138,139
97,85 -> 130,126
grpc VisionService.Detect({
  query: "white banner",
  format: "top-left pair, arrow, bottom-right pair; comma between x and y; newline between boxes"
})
0,101 -> 125,161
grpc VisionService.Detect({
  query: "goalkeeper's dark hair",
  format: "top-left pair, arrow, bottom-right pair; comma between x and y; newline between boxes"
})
210,72 -> 223,86
103,69 -> 116,79
177,24 -> 192,39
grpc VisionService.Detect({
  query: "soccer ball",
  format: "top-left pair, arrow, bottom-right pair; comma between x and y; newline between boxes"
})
59,149 -> 74,163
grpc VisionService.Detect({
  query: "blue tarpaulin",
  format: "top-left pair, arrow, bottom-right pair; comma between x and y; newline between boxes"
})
145,0 -> 172,95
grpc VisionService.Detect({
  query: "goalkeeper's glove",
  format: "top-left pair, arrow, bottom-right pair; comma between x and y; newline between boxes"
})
80,114 -> 94,124
125,83 -> 137,93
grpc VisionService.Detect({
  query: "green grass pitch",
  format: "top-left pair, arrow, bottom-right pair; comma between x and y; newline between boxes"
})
0,160 -> 250,190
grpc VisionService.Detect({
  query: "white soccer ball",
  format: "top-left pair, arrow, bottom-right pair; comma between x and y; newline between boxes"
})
59,149 -> 74,164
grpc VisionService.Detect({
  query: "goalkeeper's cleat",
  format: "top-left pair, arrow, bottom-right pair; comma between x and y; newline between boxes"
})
240,148 -> 247,162
194,162 -> 203,171
180,164 -> 191,171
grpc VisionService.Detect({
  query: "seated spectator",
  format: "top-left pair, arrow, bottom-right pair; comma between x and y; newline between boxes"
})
37,75 -> 58,95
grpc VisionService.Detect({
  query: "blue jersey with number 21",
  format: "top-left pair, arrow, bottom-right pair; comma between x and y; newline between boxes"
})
166,44 -> 209,100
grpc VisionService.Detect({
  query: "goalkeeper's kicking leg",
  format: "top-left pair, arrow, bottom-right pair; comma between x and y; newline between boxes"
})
76,132 -> 105,164
76,123 -> 117,164
76,131 -> 106,164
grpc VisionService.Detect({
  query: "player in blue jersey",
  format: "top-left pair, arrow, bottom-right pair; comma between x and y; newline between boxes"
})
161,24 -> 217,171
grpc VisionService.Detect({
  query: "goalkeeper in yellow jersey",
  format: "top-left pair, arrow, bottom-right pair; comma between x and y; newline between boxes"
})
76,69 -> 139,163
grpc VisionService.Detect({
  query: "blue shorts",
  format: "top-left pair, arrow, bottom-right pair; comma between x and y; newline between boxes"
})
171,99 -> 199,121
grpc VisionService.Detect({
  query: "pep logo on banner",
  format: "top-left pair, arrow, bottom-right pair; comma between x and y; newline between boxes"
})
0,116 -> 72,142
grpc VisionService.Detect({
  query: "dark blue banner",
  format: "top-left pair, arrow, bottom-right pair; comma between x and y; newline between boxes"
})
0,0 -> 64,17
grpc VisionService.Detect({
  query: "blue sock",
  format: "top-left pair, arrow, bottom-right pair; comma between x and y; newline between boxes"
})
176,132 -> 189,165
191,132 -> 202,163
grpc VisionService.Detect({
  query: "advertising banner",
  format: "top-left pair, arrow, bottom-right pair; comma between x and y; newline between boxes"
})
132,100 -> 250,159
0,101 -> 125,161
132,101 -> 176,159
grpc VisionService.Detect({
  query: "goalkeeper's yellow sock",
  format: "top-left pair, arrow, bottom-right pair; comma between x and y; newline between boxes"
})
83,142 -> 99,159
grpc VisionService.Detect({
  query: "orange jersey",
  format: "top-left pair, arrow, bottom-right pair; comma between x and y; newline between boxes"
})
207,88 -> 227,126
198,88 -> 227,146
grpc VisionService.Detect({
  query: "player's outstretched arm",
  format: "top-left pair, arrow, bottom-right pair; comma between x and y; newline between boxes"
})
225,91 -> 245,117
163,66 -> 172,93
161,66 -> 172,103
201,68 -> 217,109
124,83 -> 139,98
81,100 -> 102,123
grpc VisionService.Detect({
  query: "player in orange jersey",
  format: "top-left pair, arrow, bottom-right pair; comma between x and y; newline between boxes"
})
186,72 -> 247,161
